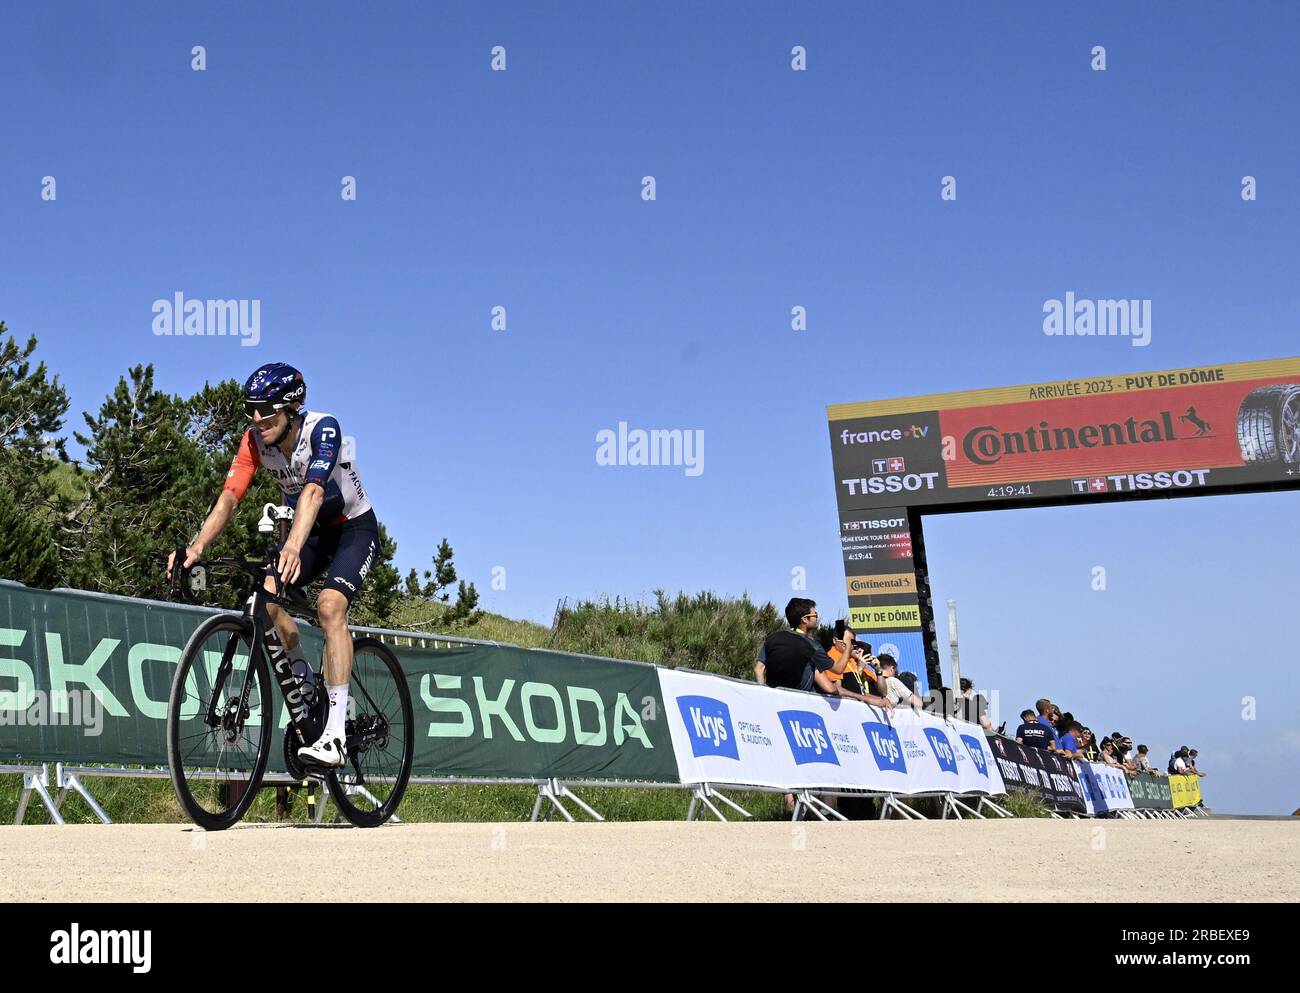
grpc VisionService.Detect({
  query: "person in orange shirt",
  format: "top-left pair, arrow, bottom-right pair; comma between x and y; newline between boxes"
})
827,625 -> 891,709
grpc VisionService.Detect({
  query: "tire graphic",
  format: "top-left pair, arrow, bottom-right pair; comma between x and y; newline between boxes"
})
1237,384 -> 1300,465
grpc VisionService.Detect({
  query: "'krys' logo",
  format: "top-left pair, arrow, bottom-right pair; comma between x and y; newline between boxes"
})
778,711 -> 839,765
676,696 -> 739,760
923,728 -> 958,775
963,411 -> 1183,466
862,722 -> 906,773
960,735 -> 988,777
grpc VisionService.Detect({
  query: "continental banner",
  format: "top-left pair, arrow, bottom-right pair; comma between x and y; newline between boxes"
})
660,668 -> 1004,795
1129,771 -> 1174,810
828,359 -> 1300,690
984,734 -> 1085,813
1169,774 -> 1203,809
829,357 -> 1300,511
0,584 -> 678,782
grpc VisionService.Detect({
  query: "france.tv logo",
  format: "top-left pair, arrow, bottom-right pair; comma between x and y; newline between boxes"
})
862,722 -> 906,774
778,711 -> 839,765
923,728 -> 958,775
677,696 -> 739,760
960,734 -> 988,777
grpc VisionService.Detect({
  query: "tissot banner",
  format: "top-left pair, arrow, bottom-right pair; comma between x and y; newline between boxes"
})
1076,761 -> 1136,815
660,668 -> 1004,795
984,734 -> 1085,812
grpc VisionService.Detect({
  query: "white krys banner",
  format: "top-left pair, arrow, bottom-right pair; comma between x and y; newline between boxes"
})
659,669 -> 1005,795
1076,761 -> 1136,814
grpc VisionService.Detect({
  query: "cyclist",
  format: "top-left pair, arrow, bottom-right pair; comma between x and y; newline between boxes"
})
167,362 -> 378,767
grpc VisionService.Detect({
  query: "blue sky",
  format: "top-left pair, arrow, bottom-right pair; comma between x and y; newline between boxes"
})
2,2 -> 1297,813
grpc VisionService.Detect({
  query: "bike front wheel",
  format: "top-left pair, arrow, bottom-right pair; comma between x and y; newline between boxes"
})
167,614 -> 273,830
326,637 -> 414,827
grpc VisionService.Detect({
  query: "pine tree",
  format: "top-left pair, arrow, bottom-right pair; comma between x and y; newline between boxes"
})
0,327 -> 69,507
0,485 -> 60,587
403,538 -> 481,629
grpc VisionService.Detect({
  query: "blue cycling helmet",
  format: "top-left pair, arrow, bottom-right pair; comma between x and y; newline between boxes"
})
243,363 -> 306,414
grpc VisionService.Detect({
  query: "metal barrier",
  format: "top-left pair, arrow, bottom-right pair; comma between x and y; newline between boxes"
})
0,586 -> 1097,826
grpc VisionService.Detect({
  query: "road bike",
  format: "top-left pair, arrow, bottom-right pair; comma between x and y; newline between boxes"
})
166,504 -> 414,829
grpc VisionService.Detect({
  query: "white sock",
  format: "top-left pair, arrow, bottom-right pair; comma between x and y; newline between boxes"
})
325,683 -> 348,741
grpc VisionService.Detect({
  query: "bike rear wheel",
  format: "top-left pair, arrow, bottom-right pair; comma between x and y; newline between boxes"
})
167,614 -> 273,830
326,637 -> 414,827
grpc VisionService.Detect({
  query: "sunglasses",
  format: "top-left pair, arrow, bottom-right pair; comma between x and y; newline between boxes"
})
245,400 -> 285,420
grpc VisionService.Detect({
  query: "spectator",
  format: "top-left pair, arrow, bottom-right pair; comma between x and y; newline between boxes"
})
1079,728 -> 1098,761
854,644 -> 882,694
878,655 -> 924,708
1034,699 -> 1061,750
1108,732 -> 1132,764
1133,744 -> 1159,775
1016,708 -> 1053,750
1168,746 -> 1191,775
1117,739 -> 1140,775
820,620 -> 856,693
1099,738 -> 1122,768
754,598 -> 841,694
835,642 -> 894,710
1188,749 -> 1206,777
1057,721 -> 1084,760
957,677 -> 994,731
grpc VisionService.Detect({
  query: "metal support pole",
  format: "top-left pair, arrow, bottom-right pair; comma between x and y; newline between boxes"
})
16,766 -> 62,826
947,599 -> 961,692
942,793 -> 985,819
555,781 -> 605,822
529,780 -> 575,822
689,787 -> 728,822
976,795 -> 1012,818
54,764 -> 112,824
793,791 -> 846,821
879,793 -> 926,820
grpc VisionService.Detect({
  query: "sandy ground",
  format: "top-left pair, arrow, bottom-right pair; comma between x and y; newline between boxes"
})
1,819 -> 1295,902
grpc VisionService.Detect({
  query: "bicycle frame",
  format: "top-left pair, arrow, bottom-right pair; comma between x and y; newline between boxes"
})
175,510 -> 326,749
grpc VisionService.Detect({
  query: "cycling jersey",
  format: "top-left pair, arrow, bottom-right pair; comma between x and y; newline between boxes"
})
223,410 -> 372,525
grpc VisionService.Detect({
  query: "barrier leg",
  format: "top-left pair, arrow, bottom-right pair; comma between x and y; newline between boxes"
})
556,782 -> 605,822
795,791 -> 845,821
55,765 -> 111,824
690,787 -> 728,822
944,794 -> 985,819
529,781 -> 575,823
879,793 -> 925,820
707,787 -> 752,820
976,796 -> 1012,818
17,766 -> 63,826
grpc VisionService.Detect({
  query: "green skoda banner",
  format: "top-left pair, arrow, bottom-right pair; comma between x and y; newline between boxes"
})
0,583 -> 678,783
1128,771 -> 1173,810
